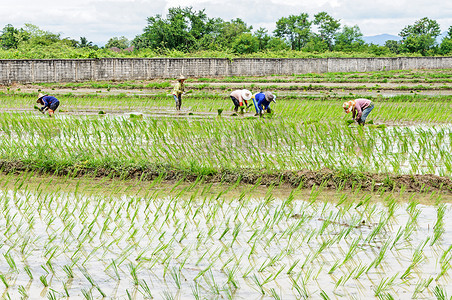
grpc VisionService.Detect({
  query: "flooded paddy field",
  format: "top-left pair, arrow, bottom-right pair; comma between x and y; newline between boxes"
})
0,174 -> 451,299
0,68 -> 451,299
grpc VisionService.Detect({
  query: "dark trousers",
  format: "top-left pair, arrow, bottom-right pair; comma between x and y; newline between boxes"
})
230,96 -> 240,112
49,101 -> 60,111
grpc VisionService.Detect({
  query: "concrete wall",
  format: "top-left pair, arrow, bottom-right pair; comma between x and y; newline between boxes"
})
0,57 -> 451,84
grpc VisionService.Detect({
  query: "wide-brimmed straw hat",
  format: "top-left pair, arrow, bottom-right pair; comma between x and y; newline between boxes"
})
36,92 -> 47,103
241,89 -> 252,101
342,100 -> 355,114
264,91 -> 276,103
177,75 -> 187,81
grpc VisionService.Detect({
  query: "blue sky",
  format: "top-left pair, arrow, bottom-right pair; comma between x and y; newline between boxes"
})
1,0 -> 450,46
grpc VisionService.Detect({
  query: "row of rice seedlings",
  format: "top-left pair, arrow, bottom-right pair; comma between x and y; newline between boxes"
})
0,173 -> 450,298
0,112 -> 451,177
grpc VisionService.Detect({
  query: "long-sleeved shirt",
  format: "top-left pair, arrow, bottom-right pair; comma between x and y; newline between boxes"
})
172,81 -> 185,96
230,90 -> 248,106
352,98 -> 372,120
41,96 -> 59,108
254,92 -> 271,113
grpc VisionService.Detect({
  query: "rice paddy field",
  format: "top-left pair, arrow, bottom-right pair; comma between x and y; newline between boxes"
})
0,68 -> 451,299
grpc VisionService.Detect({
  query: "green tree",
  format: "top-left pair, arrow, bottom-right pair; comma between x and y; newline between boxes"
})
385,40 -> 402,54
265,37 -> 290,51
313,12 -> 340,51
21,23 -> 61,46
133,6 -> 216,51
274,13 -> 312,50
366,44 -> 391,56
79,37 -> 93,48
254,27 -> 270,50
232,33 -> 259,54
304,35 -> 329,52
0,24 -> 29,49
399,17 -> 440,55
439,25 -> 452,55
334,25 -> 365,52
215,18 -> 252,49
105,36 -> 130,49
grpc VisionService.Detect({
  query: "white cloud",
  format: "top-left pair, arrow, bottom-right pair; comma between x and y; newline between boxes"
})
0,0 -> 450,46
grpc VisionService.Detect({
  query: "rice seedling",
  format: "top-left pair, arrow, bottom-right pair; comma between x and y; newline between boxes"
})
39,275 -> 49,287
138,280 -> 153,299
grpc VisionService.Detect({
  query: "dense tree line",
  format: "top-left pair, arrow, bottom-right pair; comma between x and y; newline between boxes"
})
1,8 -> 451,58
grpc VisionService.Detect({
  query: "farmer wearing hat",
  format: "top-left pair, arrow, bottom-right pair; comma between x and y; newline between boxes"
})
36,92 -> 60,117
343,98 -> 374,126
230,89 -> 252,112
172,75 -> 187,110
252,91 -> 276,117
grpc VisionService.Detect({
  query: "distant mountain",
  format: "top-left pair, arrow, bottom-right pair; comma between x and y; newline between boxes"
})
363,32 -> 449,46
363,34 -> 401,46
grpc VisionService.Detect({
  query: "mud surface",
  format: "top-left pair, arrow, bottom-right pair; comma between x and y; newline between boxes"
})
1,160 -> 451,194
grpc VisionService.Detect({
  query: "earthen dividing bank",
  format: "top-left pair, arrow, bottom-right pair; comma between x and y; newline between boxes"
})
0,57 -> 451,84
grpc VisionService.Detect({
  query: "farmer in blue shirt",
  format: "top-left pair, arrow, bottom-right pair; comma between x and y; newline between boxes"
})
252,91 -> 276,116
37,92 -> 60,117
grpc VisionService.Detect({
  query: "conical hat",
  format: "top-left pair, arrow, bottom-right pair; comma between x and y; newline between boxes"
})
241,89 -> 252,100
264,91 -> 276,103
37,92 -> 48,103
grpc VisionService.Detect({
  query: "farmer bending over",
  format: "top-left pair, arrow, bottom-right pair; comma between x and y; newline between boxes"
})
172,75 -> 186,111
343,98 -> 374,126
37,92 -> 60,117
230,89 -> 252,112
252,91 -> 276,117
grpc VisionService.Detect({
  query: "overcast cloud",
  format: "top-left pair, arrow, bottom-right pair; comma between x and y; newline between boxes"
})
1,0 -> 450,46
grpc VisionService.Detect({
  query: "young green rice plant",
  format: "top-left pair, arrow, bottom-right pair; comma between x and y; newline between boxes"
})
390,226 -> 404,250
203,270 -> 221,295
400,239 -> 428,280
291,276 -> 309,299
431,203 -> 446,246
170,266 -> 181,289
138,280 -> 153,299
128,262 -> 140,286
18,285 -> 28,299
433,286 -> 448,300
108,259 -> 121,281
252,274 -> 266,295
81,289 -> 93,300
0,274 -> 9,288
47,290 -> 58,300
373,273 -> 399,297
372,239 -> 392,269
39,275 -> 49,287
3,252 -> 17,273
191,282 -> 201,300
436,245 -> 452,280
23,265 -> 33,280
270,288 -> 281,300
412,277 -> 433,299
